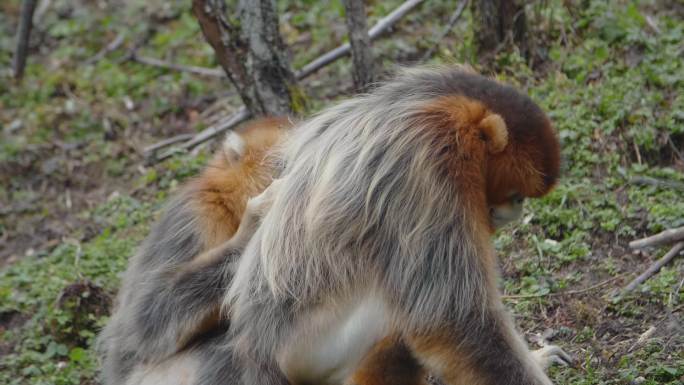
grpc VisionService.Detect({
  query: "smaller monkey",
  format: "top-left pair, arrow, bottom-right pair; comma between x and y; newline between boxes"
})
96,117 -> 291,385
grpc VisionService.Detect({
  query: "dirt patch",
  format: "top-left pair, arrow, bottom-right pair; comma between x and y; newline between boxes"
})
0,310 -> 30,357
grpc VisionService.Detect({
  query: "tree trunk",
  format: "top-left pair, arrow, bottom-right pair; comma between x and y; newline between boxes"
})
342,0 -> 375,92
192,0 -> 298,116
13,0 -> 38,80
471,0 -> 527,58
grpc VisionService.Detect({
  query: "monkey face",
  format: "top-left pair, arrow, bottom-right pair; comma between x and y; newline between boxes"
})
489,192 -> 524,229
484,117 -> 560,206
484,120 -> 559,232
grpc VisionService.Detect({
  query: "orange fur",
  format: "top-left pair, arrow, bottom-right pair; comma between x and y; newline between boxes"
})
423,96 -> 504,233
189,117 -> 291,249
407,332 -> 488,385
351,336 -> 427,385
423,94 -> 559,231
175,117 -> 291,350
168,85 -> 559,383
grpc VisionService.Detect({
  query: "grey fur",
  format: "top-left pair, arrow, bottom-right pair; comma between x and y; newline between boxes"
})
227,66 -> 556,385
96,188 -> 239,385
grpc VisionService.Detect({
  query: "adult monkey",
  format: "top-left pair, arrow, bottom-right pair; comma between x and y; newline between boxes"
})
227,66 -> 565,385
95,112 -> 545,385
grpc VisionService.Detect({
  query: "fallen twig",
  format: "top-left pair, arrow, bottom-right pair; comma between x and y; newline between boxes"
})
12,0 -> 38,80
422,0 -> 468,60
146,0 -> 424,163
85,32 -> 126,65
132,55 -> 225,77
154,108 -> 250,163
502,275 -> 624,300
630,175 -> 684,192
645,15 -> 661,35
629,226 -> 684,249
622,242 -> 684,294
143,133 -> 195,164
34,0 -> 52,24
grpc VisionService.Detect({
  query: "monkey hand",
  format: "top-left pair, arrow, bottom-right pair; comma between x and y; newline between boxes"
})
232,178 -> 282,246
531,344 -> 575,370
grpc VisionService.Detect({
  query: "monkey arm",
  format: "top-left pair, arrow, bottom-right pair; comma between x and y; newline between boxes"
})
129,180 -> 282,363
405,305 -> 554,385
131,245 -> 238,363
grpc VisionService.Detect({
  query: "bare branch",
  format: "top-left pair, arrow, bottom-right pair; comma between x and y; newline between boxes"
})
86,32 -> 126,65
622,242 -> 684,294
422,0 -> 468,60
502,275 -> 624,300
34,0 -> 52,24
297,0 -> 424,79
13,0 -> 38,80
630,176 -> 684,192
132,55 -> 225,77
154,108 -> 250,163
146,0 -> 424,164
143,133 -> 195,164
629,227 -> 684,249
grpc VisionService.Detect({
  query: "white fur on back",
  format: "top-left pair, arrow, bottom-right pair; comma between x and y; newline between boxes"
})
125,351 -> 199,385
280,293 -> 390,385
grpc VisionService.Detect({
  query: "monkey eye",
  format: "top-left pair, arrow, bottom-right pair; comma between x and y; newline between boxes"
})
509,193 -> 524,205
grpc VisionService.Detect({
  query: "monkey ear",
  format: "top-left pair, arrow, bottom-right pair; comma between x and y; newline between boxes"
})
222,131 -> 246,164
478,113 -> 508,154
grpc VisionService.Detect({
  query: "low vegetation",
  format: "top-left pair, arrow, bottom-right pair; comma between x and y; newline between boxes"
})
1,1 -> 682,384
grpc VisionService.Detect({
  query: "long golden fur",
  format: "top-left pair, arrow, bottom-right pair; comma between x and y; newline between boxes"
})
226,66 -> 563,385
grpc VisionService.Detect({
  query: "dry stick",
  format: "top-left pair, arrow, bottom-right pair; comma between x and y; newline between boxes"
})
13,0 -> 38,80
154,108 -> 250,162
421,0 -> 468,60
34,0 -> 52,24
622,242 -> 684,294
630,176 -> 684,192
147,0 -> 424,163
296,0 -> 424,79
143,133 -> 195,163
85,32 -> 126,65
629,226 -> 684,249
502,275 -> 624,300
132,55 -> 225,77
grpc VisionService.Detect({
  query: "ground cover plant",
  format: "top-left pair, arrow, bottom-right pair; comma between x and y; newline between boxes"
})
0,0 -> 682,384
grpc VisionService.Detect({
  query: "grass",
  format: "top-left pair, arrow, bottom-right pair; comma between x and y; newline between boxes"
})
1,0 -> 682,384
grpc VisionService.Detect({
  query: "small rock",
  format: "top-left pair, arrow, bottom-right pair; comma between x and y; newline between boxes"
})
6,119 -> 23,133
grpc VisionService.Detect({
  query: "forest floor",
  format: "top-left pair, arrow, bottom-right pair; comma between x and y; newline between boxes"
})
1,0 -> 683,384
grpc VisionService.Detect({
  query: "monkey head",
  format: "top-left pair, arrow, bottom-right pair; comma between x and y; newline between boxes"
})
421,70 -> 560,232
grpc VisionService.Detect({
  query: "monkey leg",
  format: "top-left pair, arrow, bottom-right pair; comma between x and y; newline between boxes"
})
406,307 -> 553,385
349,335 -> 427,385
